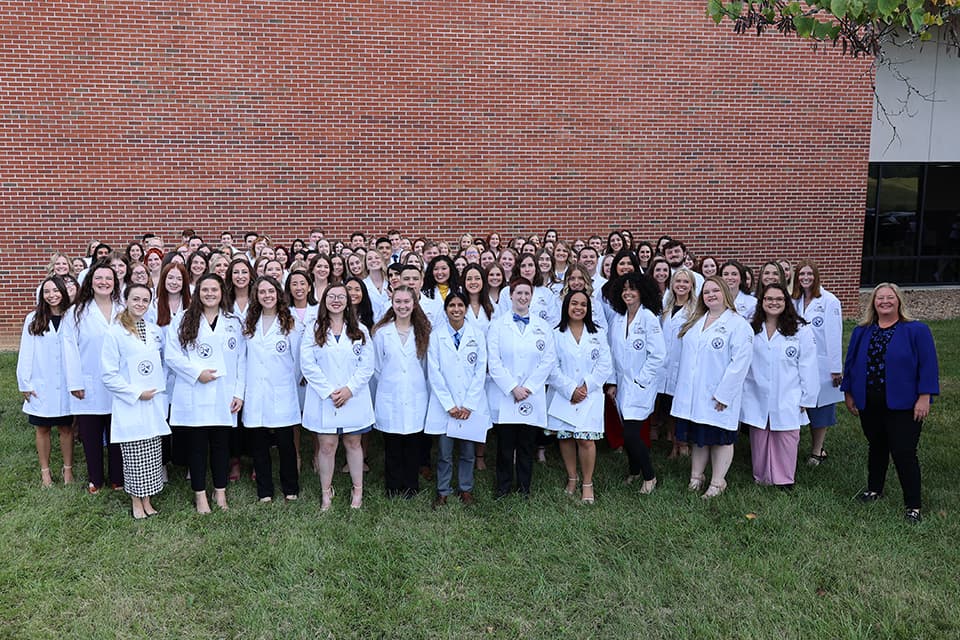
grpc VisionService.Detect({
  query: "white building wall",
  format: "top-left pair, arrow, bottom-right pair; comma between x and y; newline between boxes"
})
870,30 -> 960,162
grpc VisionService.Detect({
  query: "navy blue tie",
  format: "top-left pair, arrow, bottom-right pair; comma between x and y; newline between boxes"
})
513,314 -> 529,325
453,331 -> 461,349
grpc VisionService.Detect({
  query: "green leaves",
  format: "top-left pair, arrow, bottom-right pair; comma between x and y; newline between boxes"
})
877,0 -> 900,18
794,15 -> 815,37
830,0 -> 849,18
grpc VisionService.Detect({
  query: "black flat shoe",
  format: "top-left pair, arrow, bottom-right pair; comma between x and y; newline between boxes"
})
856,490 -> 883,503
905,509 -> 922,524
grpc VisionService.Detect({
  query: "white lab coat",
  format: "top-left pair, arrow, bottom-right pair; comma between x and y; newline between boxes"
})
464,302 -> 498,335
418,292 -> 445,329
425,322 -> 490,436
16,314 -> 74,418
658,305 -> 690,395
547,326 -> 613,433
734,291 -> 756,321
290,305 -> 318,410
794,288 -> 844,406
165,312 -> 247,427
671,309 -> 754,431
373,323 -> 429,435
486,313 -> 557,427
300,324 -> 375,434
363,276 -> 390,323
741,324 -> 819,430
242,316 -> 302,428
497,286 -> 558,328
608,308 -> 667,421
100,322 -> 171,442
64,301 -> 126,415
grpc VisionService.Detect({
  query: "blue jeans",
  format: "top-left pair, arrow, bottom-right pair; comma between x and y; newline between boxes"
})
437,434 -> 475,496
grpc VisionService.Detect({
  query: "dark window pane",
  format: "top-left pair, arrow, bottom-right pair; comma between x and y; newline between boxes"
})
875,164 -> 920,257
864,164 -> 879,257
917,257 -> 960,284
871,258 -> 916,285
861,258 -> 873,287
920,164 -> 960,258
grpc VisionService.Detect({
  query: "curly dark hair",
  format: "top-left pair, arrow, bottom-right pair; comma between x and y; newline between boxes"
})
750,283 -> 806,337
178,274 -> 231,349
243,276 -> 294,338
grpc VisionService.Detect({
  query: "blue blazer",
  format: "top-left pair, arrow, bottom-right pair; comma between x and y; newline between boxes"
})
841,321 -> 939,411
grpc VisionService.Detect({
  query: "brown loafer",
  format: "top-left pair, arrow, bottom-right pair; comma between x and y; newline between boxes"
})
459,491 -> 474,506
432,495 -> 448,509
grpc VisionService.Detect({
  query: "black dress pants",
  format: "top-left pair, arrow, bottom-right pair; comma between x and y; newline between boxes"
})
382,432 -> 421,497
860,392 -> 922,509
494,423 -> 536,496
187,426 -> 231,492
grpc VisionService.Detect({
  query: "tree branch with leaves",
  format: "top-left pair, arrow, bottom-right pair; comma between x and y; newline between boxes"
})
707,0 -> 960,57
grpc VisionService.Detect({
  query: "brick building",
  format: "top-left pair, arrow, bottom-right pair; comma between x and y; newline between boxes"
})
0,2 -> 874,341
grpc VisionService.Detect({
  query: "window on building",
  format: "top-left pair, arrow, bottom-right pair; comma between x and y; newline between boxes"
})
862,163 -> 960,286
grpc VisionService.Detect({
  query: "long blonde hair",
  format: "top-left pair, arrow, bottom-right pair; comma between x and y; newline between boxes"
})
118,284 -> 153,338
663,267 -> 698,321
859,282 -> 914,326
678,275 -> 737,338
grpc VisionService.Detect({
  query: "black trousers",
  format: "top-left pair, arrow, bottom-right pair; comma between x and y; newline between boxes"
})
187,426 -> 231,492
494,423 -> 536,496
622,419 -> 656,481
382,432 -> 421,496
248,426 -> 300,499
860,392 -> 922,509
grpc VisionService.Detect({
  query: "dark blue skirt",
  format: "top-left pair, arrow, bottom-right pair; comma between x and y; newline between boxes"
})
28,414 -> 72,427
675,418 -> 739,447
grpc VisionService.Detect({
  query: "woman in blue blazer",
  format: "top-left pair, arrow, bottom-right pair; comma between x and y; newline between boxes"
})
841,283 -> 939,524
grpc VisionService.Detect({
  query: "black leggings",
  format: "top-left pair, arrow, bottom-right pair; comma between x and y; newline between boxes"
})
860,393 -> 922,509
382,432 -> 421,496
187,426 -> 231,492
622,419 -> 655,481
248,426 -> 299,499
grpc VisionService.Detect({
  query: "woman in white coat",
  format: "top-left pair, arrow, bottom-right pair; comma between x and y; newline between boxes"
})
720,260 -> 756,321
658,267 -> 698,459
426,292 -> 489,507
17,276 -> 75,487
100,284 -> 171,518
373,285 -> 432,499
487,277 -> 557,498
165,273 -> 246,513
742,283 -> 819,488
242,276 -> 301,502
606,272 -> 666,494
671,276 -> 754,498
792,260 -> 844,466
547,290 -> 613,504
285,268 -> 316,472
64,261 -> 126,493
300,283 -> 375,511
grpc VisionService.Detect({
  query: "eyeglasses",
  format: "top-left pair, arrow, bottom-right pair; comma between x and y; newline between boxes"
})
763,297 -> 786,303
327,294 -> 348,302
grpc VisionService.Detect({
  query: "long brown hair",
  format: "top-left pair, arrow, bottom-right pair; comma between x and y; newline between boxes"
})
312,284 -> 365,347
791,259 -> 822,300
156,262 -> 191,327
372,285 -> 432,360
29,277 -> 70,336
750,283 -> 805,337
73,260 -> 121,322
243,276 -> 294,337
178,274 -> 230,349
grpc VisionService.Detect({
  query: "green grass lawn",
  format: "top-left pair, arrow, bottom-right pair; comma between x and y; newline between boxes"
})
2,321 -> 959,639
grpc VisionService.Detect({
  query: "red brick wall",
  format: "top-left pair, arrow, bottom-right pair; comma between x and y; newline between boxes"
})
0,1 -> 872,342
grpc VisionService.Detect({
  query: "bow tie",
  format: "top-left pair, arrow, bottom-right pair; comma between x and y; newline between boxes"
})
513,314 -> 529,325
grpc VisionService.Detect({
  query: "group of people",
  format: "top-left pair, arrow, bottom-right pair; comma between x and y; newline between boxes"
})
17,227 -> 939,523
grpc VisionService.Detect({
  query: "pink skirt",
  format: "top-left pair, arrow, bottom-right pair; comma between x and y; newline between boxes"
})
749,426 -> 800,486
